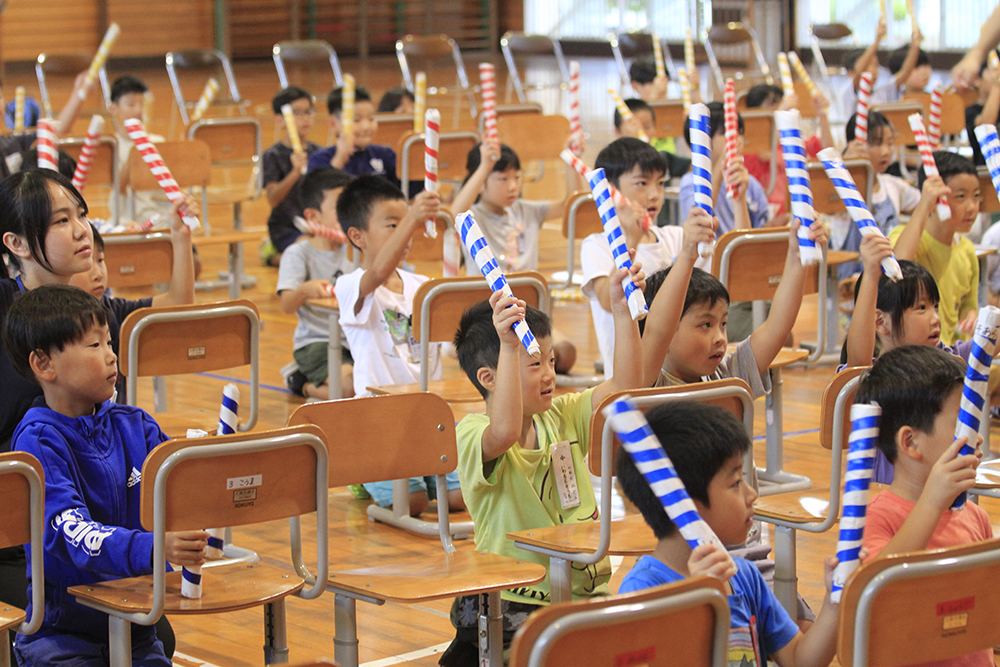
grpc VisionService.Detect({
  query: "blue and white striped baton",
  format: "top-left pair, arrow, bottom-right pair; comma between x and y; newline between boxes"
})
775,110 -> 822,266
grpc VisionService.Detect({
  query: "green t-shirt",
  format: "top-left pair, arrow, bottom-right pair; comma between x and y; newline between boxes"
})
888,225 -> 979,346
456,387 -> 611,605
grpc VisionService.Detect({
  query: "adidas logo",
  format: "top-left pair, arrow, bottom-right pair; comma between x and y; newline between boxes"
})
126,467 -> 141,488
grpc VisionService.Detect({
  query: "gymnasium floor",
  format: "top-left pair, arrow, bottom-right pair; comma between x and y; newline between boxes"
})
6,54 -> 1000,666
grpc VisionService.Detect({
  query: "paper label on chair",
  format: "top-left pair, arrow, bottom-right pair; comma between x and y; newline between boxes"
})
227,474 -> 262,490
551,441 -> 580,510
614,647 -> 654,667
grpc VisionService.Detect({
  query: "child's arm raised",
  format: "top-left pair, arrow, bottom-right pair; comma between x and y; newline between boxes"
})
480,291 -> 528,461
893,28 -> 925,90
592,256 -> 646,409
748,219 -> 829,376
891,175 -> 948,261
726,160 -> 752,231
846,234 -> 895,367
151,193 -> 198,307
853,18 -> 886,90
56,72 -> 89,136
266,151 -> 309,207
974,68 -> 1000,127
452,138 -> 500,215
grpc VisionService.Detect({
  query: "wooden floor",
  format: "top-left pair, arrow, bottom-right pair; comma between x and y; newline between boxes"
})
8,56 -> 1000,666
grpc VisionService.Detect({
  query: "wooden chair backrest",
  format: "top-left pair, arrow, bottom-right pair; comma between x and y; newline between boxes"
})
190,119 -> 260,164
502,32 -> 558,56
711,227 -> 819,302
396,130 -> 477,182
838,537 -> 1000,667
128,140 -> 211,191
812,23 -> 853,40
707,24 -> 752,46
408,209 -> 453,262
870,102 -> 924,146
809,160 -> 872,215
819,366 -> 867,451
287,393 -> 456,487
947,84 -> 980,108
903,91 -> 965,135
37,52 -> 92,74
647,100 -> 688,139
399,34 -> 456,59
509,575 -> 728,667
0,452 -> 44,550
741,110 -> 774,156
139,425 -> 326,531
101,233 -> 174,289
374,113 -> 416,149
561,191 -> 603,240
588,379 -> 753,477
979,169 -> 1000,214
411,271 -> 546,343
497,114 -> 570,165
119,299 -> 259,378
61,138 -> 116,188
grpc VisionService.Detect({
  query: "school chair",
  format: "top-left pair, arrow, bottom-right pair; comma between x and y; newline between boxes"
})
396,128 -> 479,198
372,112 -> 415,149
477,101 -> 543,136
646,99 -> 688,140
272,40 -> 344,89
704,22 -> 773,94
186,116 -> 263,233
496,113 -> 570,185
871,100 -> 924,178
35,52 -> 111,119
838,537 -> 1000,667
946,83 -> 980,108
287,393 -> 548,667
509,576 -> 729,667
69,425 -> 329,667
500,32 -> 571,106
809,158 -> 874,216
395,34 -> 477,119
610,31 -> 680,88
740,109 -> 779,195
101,232 -> 174,289
60,134 -> 120,221
165,49 -> 248,126
0,452 -> 45,667
753,365 -> 866,618
407,209 -> 454,264
809,23 -> 856,96
903,91 -> 966,146
508,379 -> 756,603
711,226 -> 820,494
559,190 -> 602,288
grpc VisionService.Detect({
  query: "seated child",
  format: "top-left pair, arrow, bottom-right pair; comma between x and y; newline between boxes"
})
333,175 -> 464,515
617,400 -> 839,667
307,85 -> 399,189
834,110 -> 920,279
628,56 -> 667,101
889,151 -> 980,345
377,87 -> 415,114
0,73 -> 87,178
263,86 -> 322,266
614,97 -> 691,179
965,53 -> 1000,165
581,137 -> 711,377
4,284 -> 209,667
858,345 -> 993,667
446,253 -> 644,659
277,168 -> 355,400
871,34 -> 929,105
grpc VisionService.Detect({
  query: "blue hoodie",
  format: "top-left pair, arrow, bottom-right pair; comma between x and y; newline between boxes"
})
12,398 -> 168,641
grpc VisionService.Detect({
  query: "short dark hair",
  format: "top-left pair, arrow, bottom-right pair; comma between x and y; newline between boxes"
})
454,299 -> 553,399
2,284 -> 110,383
300,167 -> 355,213
629,56 -> 659,85
639,267 -> 729,335
684,101 -> 744,148
272,86 -> 313,115
335,175 -> 405,249
888,44 -> 930,75
617,401 -> 751,539
0,170 -> 88,279
843,48 -> 867,72
465,143 -> 521,184
595,137 -> 667,188
327,85 -> 372,116
845,110 -> 892,145
614,97 -> 655,130
856,345 -> 965,463
20,149 -> 77,178
90,223 -> 105,252
110,76 -> 148,103
746,84 -> 783,109
378,87 -> 415,113
917,150 -> 977,189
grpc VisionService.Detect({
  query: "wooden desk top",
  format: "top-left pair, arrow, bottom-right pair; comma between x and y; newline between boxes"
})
368,377 -> 483,403
507,514 -> 655,556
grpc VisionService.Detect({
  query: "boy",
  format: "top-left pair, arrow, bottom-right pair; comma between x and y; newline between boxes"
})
108,75 -> 166,225
613,97 -> 690,173
263,86 -> 322,266
581,137 -> 711,376
307,85 -> 399,189
858,345 -> 992,666
3,285 -> 208,667
377,87 -> 415,114
445,254 -> 644,661
965,53 -> 1000,166
333,175 -> 463,516
628,56 -> 667,101
871,37 -> 930,105
617,401 -> 839,667
277,167 -> 355,400
889,151 -> 981,345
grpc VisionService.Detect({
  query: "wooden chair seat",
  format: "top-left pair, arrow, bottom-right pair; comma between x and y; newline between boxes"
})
0,605 -> 26,633
147,410 -> 221,439
367,378 -> 483,403
327,548 -> 546,604
753,489 -> 831,524
190,230 -> 265,247
70,561 -> 304,616
975,459 -> 1000,488
507,514 -> 655,556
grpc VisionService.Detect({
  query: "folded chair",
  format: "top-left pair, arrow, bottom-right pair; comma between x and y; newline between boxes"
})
36,52 -> 110,121
287,393 -> 548,667
165,49 -> 248,126
272,40 -> 344,89
187,117 -> 263,233
397,128 -> 479,198
500,32 -> 571,105
610,32 -> 679,88
395,34 -> 477,118
704,22 -> 773,93
69,426 -> 329,666
559,191 -> 602,288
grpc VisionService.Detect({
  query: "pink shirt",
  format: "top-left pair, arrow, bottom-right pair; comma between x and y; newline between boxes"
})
861,490 -> 994,667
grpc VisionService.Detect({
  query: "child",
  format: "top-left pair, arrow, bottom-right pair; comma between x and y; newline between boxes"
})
377,87 -> 415,114
888,151 -> 980,345
617,401 -> 840,667
870,36 -> 930,105
614,98 -> 691,179
628,56 -> 667,101
581,137 -> 712,376
307,85 -> 399,188
857,345 -> 993,667
834,110 -> 921,279
333,175 -> 463,516
262,86 -> 322,266
3,285 -> 209,667
446,251 -> 644,659
108,75 -> 169,225
277,167 -> 355,400
965,53 -> 1000,166
0,73 -> 87,178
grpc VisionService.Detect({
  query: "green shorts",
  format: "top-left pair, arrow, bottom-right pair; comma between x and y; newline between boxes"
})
293,341 -> 353,387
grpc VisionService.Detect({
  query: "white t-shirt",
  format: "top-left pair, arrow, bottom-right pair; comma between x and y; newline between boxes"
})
461,199 -> 550,273
580,225 -> 705,377
275,239 -> 353,350
334,267 -> 442,396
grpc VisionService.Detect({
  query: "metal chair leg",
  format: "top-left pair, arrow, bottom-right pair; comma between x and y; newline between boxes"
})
334,594 -> 359,667
773,525 -> 798,619
478,590 -> 503,667
263,598 -> 289,664
109,615 -> 133,667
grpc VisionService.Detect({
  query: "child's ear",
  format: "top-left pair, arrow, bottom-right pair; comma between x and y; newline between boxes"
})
476,366 -> 496,394
2,232 -> 31,260
346,225 -> 364,250
874,309 -> 892,338
895,426 -> 922,462
29,349 -> 55,383
329,114 -> 341,131
303,208 -> 321,225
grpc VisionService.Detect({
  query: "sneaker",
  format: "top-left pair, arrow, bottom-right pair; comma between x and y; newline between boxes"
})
348,484 -> 371,499
258,239 -> 279,266
286,370 -> 308,398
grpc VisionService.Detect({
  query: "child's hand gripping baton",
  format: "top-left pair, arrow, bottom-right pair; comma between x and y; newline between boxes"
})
688,103 -> 715,258
775,109 -> 823,266
123,118 -> 201,230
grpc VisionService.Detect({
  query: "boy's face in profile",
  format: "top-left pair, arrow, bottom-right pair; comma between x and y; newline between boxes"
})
666,298 -> 729,383
68,247 -> 108,299
350,198 -> 410,261
284,96 -> 316,140
619,109 -> 657,141
943,172 -> 981,233
615,165 -> 666,220
35,322 -> 118,413
517,335 -> 556,416
693,452 -> 757,546
304,187 -> 346,245
903,385 -> 976,470
110,92 -> 145,125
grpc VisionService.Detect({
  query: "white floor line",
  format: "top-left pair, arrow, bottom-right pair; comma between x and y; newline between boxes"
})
359,641 -> 453,667
171,650 -> 224,667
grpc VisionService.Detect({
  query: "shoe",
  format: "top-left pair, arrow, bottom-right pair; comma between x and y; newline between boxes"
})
348,485 -> 371,499
286,370 -> 308,398
258,239 -> 279,266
